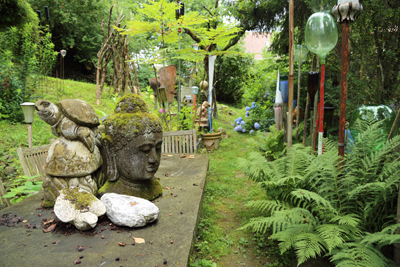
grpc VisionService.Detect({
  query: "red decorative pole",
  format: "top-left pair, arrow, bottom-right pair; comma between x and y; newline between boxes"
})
317,64 -> 325,155
332,1 -> 363,157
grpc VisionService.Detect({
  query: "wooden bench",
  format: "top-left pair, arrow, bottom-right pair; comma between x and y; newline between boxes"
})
16,130 -> 197,180
17,145 -> 50,180
162,129 -> 197,154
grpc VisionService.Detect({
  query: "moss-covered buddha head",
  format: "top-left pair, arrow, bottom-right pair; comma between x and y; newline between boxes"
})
102,94 -> 163,182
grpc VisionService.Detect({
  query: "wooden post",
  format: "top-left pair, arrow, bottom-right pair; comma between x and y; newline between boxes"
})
0,179 -> 11,207
338,20 -> 349,157
287,0 -> 295,150
296,49 -> 302,140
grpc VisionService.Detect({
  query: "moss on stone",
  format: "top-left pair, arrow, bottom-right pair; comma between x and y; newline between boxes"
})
105,112 -> 162,138
115,94 -> 149,114
42,198 -> 55,208
101,133 -> 113,143
99,178 -> 162,201
62,187 -> 96,211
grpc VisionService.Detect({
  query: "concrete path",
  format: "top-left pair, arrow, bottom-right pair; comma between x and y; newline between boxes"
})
0,154 -> 208,267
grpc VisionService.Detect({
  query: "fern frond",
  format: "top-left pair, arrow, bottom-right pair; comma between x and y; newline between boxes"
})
290,189 -> 338,214
238,215 -> 291,235
329,242 -> 391,267
294,232 -> 328,265
237,152 -> 269,182
361,224 -> 400,249
331,214 -> 361,228
315,224 -> 356,251
271,224 -> 315,253
244,200 -> 287,214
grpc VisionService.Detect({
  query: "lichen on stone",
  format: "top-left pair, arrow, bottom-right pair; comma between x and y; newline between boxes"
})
62,187 -> 96,212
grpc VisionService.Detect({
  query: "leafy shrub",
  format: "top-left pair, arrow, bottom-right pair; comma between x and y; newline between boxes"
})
247,125 -> 286,160
214,45 -> 254,104
0,24 -> 56,122
238,120 -> 400,266
2,175 -> 42,204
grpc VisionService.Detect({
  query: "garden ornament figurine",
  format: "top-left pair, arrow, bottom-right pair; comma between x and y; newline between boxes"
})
35,99 -> 105,207
99,94 -> 163,200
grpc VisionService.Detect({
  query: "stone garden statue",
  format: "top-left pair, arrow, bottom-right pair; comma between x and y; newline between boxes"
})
99,94 -> 163,200
36,99 -> 105,207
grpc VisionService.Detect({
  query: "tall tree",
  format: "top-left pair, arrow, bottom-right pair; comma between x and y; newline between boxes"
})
29,0 -> 111,74
0,0 -> 39,31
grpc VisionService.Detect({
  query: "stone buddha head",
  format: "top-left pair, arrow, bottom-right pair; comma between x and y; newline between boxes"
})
102,94 -> 163,183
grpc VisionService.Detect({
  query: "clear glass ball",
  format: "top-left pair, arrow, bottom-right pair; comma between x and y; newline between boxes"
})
295,45 -> 309,64
305,12 -> 338,60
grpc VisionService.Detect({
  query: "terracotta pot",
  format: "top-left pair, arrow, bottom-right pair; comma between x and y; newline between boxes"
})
201,132 -> 222,151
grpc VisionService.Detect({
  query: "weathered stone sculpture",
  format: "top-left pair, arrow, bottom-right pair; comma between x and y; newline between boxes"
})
99,94 -> 163,200
35,99 -> 105,207
54,188 -> 106,230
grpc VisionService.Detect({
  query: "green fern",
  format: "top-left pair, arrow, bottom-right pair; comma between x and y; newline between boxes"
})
239,119 -> 400,266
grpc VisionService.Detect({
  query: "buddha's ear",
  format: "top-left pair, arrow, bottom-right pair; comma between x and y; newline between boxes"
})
102,142 -> 118,182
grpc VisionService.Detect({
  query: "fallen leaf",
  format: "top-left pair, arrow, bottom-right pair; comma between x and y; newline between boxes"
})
42,224 -> 56,233
167,155 -> 173,157
188,155 -> 195,159
118,242 -> 126,246
130,201 -> 138,206
162,153 -> 166,156
22,220 -> 27,223
180,154 -> 187,158
134,237 -> 145,244
43,219 -> 54,225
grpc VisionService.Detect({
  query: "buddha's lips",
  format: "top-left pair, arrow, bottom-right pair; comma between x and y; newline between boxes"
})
146,166 -> 157,172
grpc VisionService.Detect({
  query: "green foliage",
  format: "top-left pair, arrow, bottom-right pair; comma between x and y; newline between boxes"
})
246,101 -> 274,132
2,174 -> 42,204
0,0 -> 39,31
242,50 -> 280,104
214,44 -> 254,104
0,24 -> 38,122
178,106 -> 193,130
123,0 -> 244,64
190,258 -> 217,267
136,66 -> 154,90
248,125 -> 286,160
30,0 -> 109,64
238,120 -> 400,266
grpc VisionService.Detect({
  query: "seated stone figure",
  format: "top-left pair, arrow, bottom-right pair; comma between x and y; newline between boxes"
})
35,99 -> 104,207
99,94 -> 163,200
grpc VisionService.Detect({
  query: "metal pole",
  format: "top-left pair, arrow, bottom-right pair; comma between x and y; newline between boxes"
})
287,0 -> 295,150
338,20 -> 349,157
28,123 -> 33,148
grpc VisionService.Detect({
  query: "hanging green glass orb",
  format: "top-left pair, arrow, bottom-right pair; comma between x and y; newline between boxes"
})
295,45 -> 309,65
305,12 -> 338,63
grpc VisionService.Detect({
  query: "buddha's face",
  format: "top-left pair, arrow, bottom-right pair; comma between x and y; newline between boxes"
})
115,132 -> 163,181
